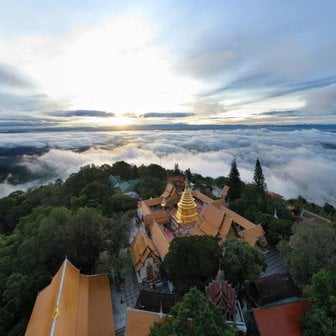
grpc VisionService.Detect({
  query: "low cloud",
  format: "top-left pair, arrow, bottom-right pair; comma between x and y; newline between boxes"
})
141,112 -> 194,118
0,62 -> 33,89
51,110 -> 116,118
0,127 -> 335,206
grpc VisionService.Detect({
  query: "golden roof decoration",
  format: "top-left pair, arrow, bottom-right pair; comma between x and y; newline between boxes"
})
175,181 -> 198,226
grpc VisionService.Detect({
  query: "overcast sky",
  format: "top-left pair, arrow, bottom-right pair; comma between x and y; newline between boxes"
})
1,1 -> 336,126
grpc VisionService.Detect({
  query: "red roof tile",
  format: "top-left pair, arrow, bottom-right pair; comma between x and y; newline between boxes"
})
253,300 -> 309,336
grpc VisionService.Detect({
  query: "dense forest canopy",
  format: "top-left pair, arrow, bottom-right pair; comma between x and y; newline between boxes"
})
0,160 -> 335,335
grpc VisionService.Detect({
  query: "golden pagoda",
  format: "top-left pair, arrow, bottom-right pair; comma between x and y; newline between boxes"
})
175,182 -> 198,226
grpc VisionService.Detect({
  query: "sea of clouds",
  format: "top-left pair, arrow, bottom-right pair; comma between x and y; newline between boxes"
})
0,128 -> 335,205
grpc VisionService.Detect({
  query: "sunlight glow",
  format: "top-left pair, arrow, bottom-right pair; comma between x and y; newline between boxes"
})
4,15 -> 203,116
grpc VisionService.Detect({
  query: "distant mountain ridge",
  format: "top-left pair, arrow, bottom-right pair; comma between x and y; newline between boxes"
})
1,123 -> 336,133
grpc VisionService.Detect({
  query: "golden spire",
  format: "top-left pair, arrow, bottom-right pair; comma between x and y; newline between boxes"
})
175,181 -> 198,226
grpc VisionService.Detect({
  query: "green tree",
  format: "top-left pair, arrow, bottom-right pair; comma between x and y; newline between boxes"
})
161,236 -> 220,295
150,287 -> 236,336
185,168 -> 193,182
136,176 -> 166,199
102,212 -> 133,257
63,207 -> 103,273
222,238 -> 267,293
227,159 -> 241,201
146,163 -> 167,180
301,308 -> 334,336
253,158 -> 267,194
301,268 -> 336,336
110,161 -> 132,179
323,202 -> 335,216
278,221 -> 336,285
301,268 -> 336,335
304,268 -> 336,315
174,163 -> 182,175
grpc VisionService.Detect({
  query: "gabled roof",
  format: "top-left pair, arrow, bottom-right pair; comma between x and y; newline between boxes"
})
191,190 -> 214,204
253,300 -> 309,336
300,209 -> 331,224
249,273 -> 302,306
125,308 -> 162,336
130,230 -> 160,272
206,272 -> 236,316
136,290 -> 180,314
191,203 -> 266,246
238,225 -> 265,246
25,259 -> 115,336
161,183 -> 179,206
149,221 -> 171,259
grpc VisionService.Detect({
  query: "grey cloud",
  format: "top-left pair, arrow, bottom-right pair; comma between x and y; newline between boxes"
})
50,110 -> 116,118
302,83 -> 336,115
0,62 -> 33,89
141,112 -> 194,118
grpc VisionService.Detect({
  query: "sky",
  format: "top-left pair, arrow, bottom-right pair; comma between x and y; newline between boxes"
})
0,0 -> 336,127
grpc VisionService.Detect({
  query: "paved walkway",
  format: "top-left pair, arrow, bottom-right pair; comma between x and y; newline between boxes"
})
112,272 -> 140,332
112,272 -> 172,333
261,248 -> 287,277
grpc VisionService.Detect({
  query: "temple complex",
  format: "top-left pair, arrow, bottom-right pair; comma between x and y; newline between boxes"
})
133,177 -> 267,282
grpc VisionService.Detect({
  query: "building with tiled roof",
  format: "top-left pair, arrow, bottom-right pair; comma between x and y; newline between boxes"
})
149,220 -> 171,259
124,308 -> 162,336
253,300 -> 310,336
190,202 -> 266,247
300,208 -> 331,224
167,175 -> 185,191
25,259 -> 115,336
249,273 -> 302,306
109,175 -> 139,193
160,182 -> 180,207
135,180 -> 266,280
130,229 -> 161,282
135,290 -> 180,314
206,270 -> 247,334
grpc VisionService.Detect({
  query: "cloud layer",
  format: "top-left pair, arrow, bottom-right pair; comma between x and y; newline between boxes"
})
0,127 -> 335,206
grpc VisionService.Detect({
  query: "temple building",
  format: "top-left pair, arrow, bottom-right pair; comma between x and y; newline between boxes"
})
130,228 -> 161,283
25,259 -> 115,336
133,178 -> 267,283
206,270 -> 247,334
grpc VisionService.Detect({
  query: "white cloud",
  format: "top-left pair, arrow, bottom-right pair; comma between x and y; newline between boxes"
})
1,128 -> 335,205
0,15 -> 203,115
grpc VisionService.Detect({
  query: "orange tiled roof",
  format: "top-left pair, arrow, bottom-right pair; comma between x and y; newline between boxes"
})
253,300 -> 310,336
149,221 -> 171,259
125,308 -> 162,336
191,203 -> 265,246
190,224 -> 205,236
130,230 -> 160,272
191,190 -> 214,204
161,183 -> 180,206
238,225 -> 265,246
25,259 -> 115,336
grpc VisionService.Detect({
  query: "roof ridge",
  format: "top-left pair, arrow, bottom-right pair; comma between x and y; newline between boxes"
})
50,259 -> 68,336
